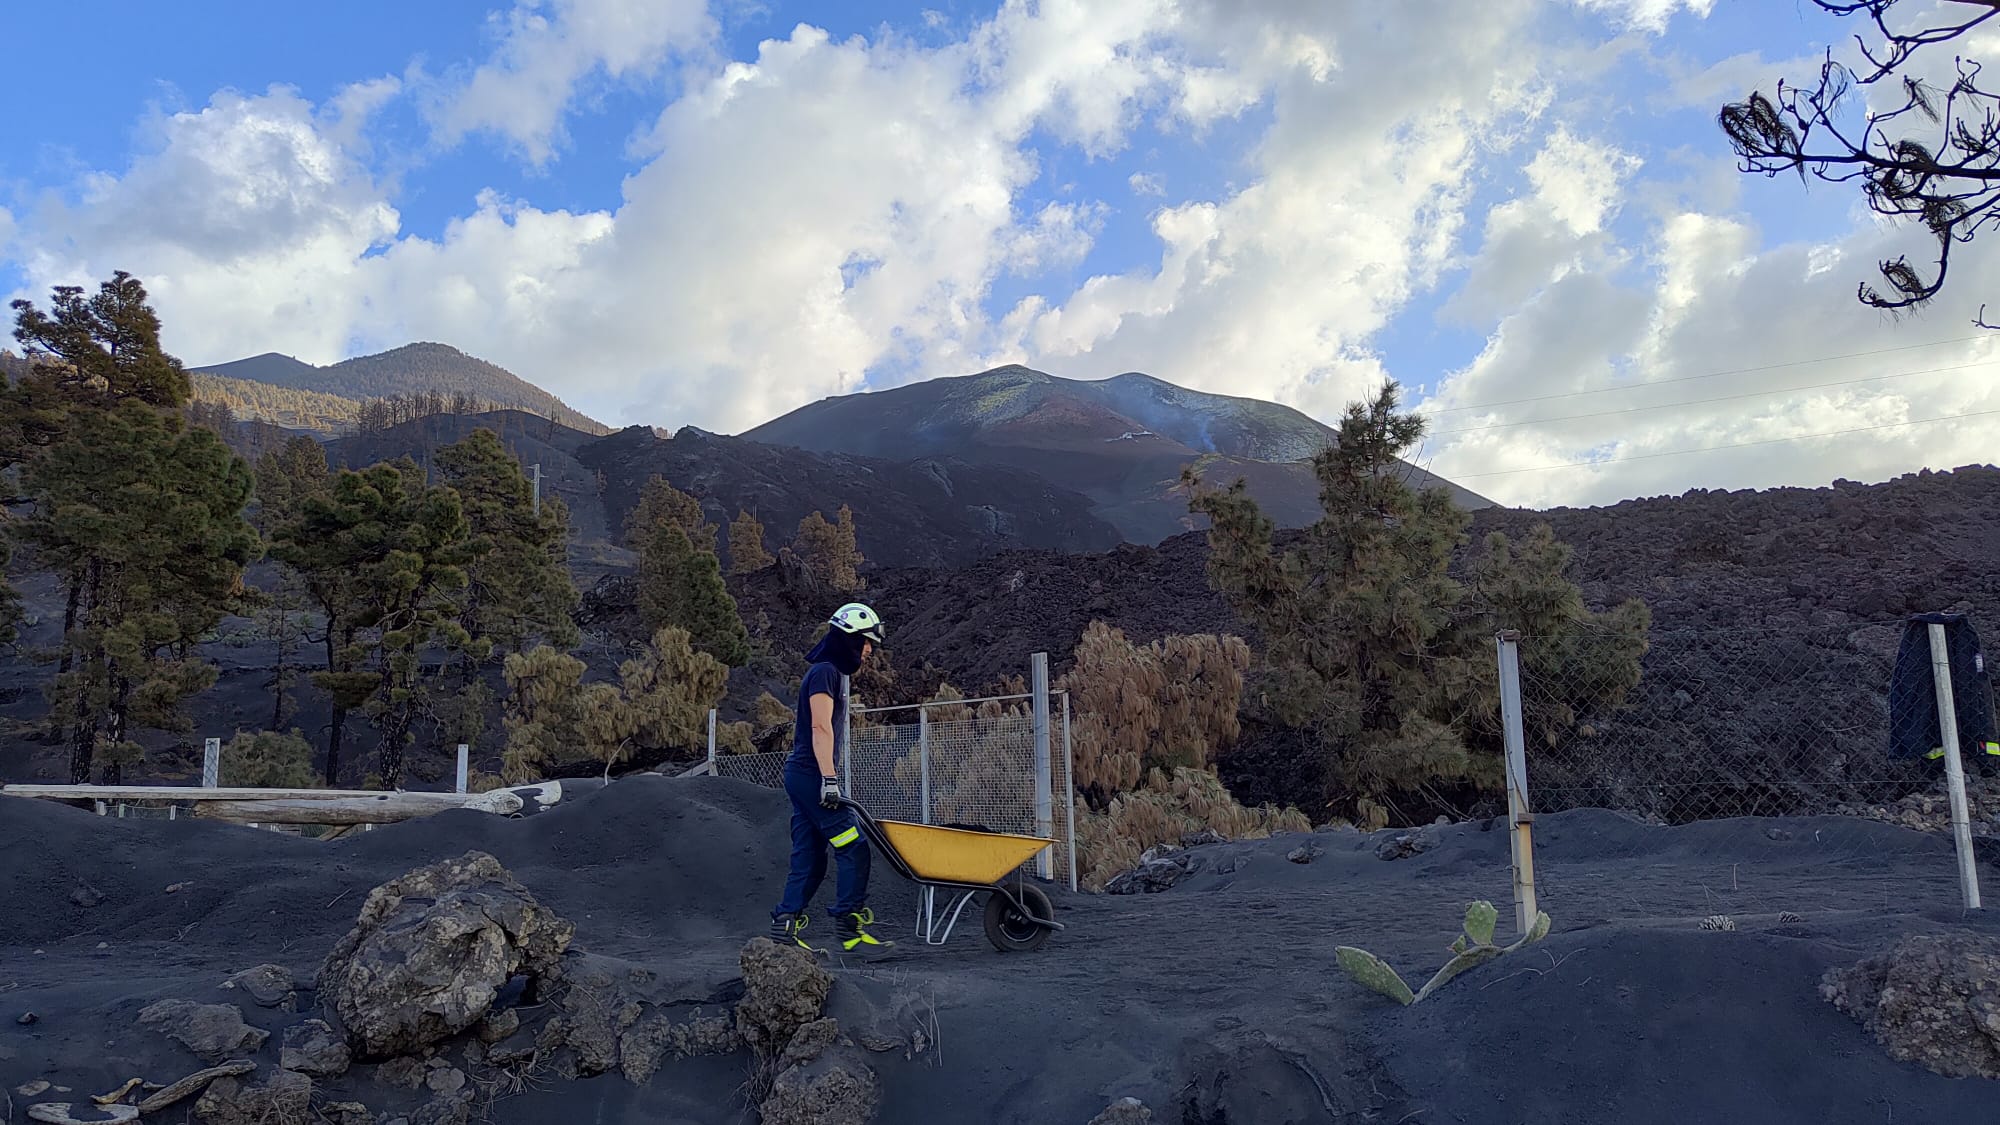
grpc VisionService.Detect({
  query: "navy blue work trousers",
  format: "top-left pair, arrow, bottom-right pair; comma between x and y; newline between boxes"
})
773,763 -> 871,919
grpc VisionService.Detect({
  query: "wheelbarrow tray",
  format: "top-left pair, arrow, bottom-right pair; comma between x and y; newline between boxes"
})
876,819 -> 1051,885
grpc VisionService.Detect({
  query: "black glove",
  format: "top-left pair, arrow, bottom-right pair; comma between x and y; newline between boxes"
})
820,777 -> 842,809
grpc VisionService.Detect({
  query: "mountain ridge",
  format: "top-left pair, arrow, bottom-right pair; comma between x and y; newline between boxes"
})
745,363 -> 1492,542
195,343 -> 610,435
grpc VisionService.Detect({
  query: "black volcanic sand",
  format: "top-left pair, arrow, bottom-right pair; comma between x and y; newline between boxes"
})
2,775 -> 1996,1124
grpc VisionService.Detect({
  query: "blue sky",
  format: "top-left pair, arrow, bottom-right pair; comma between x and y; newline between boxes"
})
3,0 -> 1995,508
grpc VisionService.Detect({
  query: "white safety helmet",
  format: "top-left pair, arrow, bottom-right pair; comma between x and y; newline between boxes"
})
828,602 -> 885,644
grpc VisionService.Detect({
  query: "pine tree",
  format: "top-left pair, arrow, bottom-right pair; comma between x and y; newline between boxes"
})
253,436 -> 329,729
272,460 -> 485,787
434,428 -> 579,656
1187,382 -> 1647,824
9,271 -> 192,408
22,404 -> 257,781
9,274 -> 256,782
500,626 -> 729,780
637,520 -> 751,667
253,436 -> 330,535
783,507 -> 865,596
625,476 -> 713,552
728,510 -> 773,575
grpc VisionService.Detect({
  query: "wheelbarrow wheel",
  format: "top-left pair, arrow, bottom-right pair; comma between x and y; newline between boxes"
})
982,884 -> 1054,953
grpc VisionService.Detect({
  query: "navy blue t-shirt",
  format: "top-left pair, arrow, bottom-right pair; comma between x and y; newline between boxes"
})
786,662 -> 846,774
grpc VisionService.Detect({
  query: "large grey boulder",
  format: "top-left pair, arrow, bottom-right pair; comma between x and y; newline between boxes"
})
316,851 -> 573,1060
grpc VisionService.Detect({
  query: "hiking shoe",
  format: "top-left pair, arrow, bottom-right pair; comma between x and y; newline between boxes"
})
836,908 -> 893,952
770,913 -> 812,949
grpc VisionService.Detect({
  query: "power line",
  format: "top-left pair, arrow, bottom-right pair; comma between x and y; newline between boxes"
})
1414,334 -> 1994,415
1444,405 -> 2000,479
1427,358 -> 2000,437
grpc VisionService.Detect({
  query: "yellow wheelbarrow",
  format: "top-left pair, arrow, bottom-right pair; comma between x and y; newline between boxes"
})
838,798 -> 1063,952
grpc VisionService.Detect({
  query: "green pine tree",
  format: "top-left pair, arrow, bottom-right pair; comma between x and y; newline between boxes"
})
272,460 -> 485,787
625,475 -> 714,552
22,403 -> 257,782
1187,382 -> 1647,825
434,428 -> 580,656
9,274 -> 256,782
728,509 -> 774,575
637,519 -> 750,668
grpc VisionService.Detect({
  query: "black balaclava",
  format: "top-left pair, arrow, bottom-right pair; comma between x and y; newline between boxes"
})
805,626 -> 868,677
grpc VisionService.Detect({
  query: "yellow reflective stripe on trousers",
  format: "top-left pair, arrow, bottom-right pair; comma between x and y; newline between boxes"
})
831,826 -> 860,848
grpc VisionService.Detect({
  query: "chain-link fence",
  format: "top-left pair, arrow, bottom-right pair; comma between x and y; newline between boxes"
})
1513,618 -> 1997,923
710,681 -> 1078,891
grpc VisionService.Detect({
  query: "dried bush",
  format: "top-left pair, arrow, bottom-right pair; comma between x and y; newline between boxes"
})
1059,622 -> 1250,808
1075,767 -> 1312,891
220,728 -> 320,788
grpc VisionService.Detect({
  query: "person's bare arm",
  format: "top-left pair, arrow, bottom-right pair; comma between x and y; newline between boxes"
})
810,693 -> 837,777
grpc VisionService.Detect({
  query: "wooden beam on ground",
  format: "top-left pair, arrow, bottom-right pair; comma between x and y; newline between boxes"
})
193,791 -> 525,825
1,781 -> 564,827
3,785 -> 414,801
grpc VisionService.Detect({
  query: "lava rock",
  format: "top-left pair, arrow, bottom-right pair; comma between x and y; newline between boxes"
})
136,1000 -> 268,1064
1088,1097 -> 1154,1124
316,851 -> 574,1060
220,965 -> 295,1010
475,1008 -> 520,1045
556,960 -> 644,1077
280,1019 -> 351,1078
1373,833 -> 1431,861
1287,842 -> 1323,864
620,1012 -> 740,1084
1822,930 -> 2000,1078
1180,829 -> 1228,848
68,884 -> 104,909
1105,850 -> 1203,894
758,1021 -> 880,1125
736,938 -> 834,1060
192,1071 -> 311,1125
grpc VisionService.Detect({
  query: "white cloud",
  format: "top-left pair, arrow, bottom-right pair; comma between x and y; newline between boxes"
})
994,0 -> 1561,419
429,0 -> 716,164
9,0 -> 1995,514
1571,0 -> 1715,35
1424,195 -> 2000,508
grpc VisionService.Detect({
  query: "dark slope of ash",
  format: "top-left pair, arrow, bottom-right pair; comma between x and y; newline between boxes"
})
4,777 -> 1997,1125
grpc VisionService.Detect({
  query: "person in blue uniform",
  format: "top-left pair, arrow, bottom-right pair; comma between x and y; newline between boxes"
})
769,602 -> 891,952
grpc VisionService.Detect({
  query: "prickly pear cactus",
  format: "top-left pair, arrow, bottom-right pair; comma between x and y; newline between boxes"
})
1414,946 -> 1505,1002
1462,901 -> 1499,947
1505,911 -> 1552,952
1337,902 -> 1556,1005
1335,946 -> 1415,1006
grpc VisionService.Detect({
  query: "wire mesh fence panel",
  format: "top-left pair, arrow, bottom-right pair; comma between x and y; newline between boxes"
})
711,695 -> 1078,887
1518,620 -> 1997,923
714,749 -> 789,791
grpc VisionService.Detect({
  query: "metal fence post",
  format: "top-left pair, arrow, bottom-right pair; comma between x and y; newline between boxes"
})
919,705 -> 931,826
1063,690 -> 1077,893
708,709 -> 718,771
1031,653 -> 1053,880
202,737 -> 220,789
455,744 -> 469,794
840,675 -> 853,796
1927,621 -> 1984,910
1496,631 -> 1539,934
